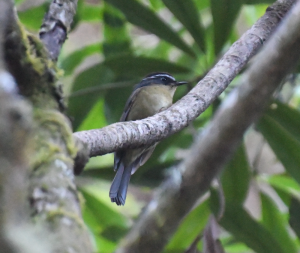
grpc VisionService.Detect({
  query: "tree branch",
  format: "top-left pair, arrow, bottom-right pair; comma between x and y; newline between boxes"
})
0,69 -> 52,253
4,4 -> 61,109
40,0 -> 78,60
0,2 -> 52,253
74,0 -> 294,158
3,1 -> 93,252
115,1 -> 300,252
0,2 -> 24,253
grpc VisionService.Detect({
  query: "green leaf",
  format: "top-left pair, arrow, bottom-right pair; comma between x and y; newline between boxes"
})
261,193 -> 297,253
221,143 -> 251,205
85,153 -> 114,170
162,0 -> 206,52
257,115 -> 300,185
145,40 -> 172,59
104,85 -> 132,124
205,23 -> 216,65
83,206 -> 118,252
15,0 -> 26,5
149,0 -> 164,10
223,241 -> 252,253
103,55 -> 192,79
210,190 -> 286,253
77,98 -> 107,131
60,43 -> 101,75
94,236 -> 116,253
272,186 -> 292,207
103,0 -> 196,57
101,225 -> 129,242
289,197 -> 300,239
261,174 -> 300,199
77,3 -> 102,22
210,0 -> 243,54
81,189 -> 128,253
82,205 -> 101,232
194,0 -> 210,10
81,189 -> 128,229
18,4 -> 47,31
102,3 -> 132,58
245,0 -> 274,4
265,100 -> 300,143
243,4 -> 270,26
67,65 -> 114,130
165,199 -> 210,251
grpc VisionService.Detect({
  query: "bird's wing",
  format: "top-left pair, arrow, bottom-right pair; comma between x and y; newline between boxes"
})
130,144 -> 157,175
114,88 -> 142,171
114,151 -> 123,172
120,88 -> 142,122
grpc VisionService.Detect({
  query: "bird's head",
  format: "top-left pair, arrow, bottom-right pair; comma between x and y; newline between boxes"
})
134,72 -> 187,90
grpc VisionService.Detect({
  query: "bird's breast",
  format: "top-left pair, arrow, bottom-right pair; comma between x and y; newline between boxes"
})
127,85 -> 174,121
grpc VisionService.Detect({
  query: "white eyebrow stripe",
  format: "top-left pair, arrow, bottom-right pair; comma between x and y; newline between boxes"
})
143,74 -> 176,81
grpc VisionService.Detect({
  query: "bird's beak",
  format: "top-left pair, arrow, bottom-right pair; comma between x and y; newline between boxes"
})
174,81 -> 188,86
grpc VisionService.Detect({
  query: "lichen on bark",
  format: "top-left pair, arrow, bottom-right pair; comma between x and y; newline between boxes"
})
2,3 -> 93,253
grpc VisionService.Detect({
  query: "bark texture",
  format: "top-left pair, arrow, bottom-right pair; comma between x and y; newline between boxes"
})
40,0 -> 78,60
74,0 -> 295,158
0,2 -> 51,253
114,0 -> 300,252
0,3 -> 28,252
2,1 -> 93,252
0,72 -> 32,253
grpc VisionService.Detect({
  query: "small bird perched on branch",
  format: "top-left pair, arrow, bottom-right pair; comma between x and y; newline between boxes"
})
109,72 -> 187,206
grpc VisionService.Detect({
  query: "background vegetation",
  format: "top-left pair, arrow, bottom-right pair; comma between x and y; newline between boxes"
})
13,0 -> 300,252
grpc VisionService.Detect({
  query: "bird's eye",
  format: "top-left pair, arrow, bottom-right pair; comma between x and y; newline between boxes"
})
161,77 -> 167,82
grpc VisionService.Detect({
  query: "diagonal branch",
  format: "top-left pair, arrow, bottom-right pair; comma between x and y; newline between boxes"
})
40,0 -> 78,60
115,1 -> 300,252
74,0 -> 295,158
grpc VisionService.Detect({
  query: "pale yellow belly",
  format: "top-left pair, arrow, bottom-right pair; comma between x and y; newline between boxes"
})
127,86 -> 174,121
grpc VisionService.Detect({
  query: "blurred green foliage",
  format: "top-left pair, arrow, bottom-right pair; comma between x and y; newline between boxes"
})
18,0 -> 300,252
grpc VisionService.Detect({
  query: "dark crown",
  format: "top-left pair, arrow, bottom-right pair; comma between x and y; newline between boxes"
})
144,72 -> 176,82
134,72 -> 176,90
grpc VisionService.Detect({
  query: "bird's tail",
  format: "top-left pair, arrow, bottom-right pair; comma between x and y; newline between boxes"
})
109,164 -> 132,206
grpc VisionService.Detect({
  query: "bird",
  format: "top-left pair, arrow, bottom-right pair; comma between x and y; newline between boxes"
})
109,72 -> 187,206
